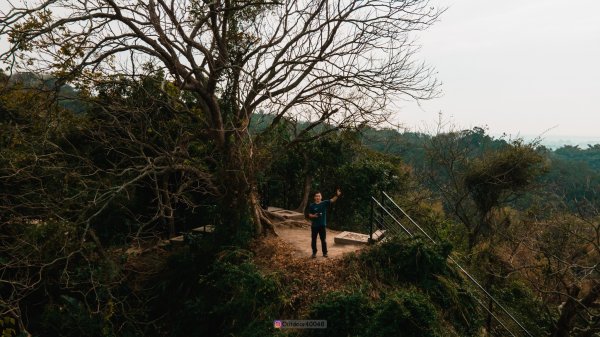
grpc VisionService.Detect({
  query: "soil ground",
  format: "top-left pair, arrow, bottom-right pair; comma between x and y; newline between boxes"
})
250,218 -> 371,314
273,221 -> 365,259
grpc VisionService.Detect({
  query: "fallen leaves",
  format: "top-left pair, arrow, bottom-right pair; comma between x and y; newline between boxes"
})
251,236 -> 350,315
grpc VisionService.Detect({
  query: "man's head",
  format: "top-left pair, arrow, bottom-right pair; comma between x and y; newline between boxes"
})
313,191 -> 322,203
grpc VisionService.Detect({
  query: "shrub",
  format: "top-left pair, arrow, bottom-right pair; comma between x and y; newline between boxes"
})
492,280 -> 551,336
307,291 -> 373,337
357,237 -> 482,335
365,288 -> 440,337
359,237 -> 453,287
167,248 -> 286,337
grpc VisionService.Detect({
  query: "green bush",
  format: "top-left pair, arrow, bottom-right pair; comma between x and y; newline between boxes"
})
167,248 -> 286,337
39,296 -> 106,337
308,288 -> 442,337
307,291 -> 373,337
359,237 -> 453,287
492,280 -> 551,336
357,237 -> 482,335
366,288 -> 440,337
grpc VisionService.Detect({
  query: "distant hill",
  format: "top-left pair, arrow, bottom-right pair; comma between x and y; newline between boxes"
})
4,72 -> 87,114
520,135 -> 600,150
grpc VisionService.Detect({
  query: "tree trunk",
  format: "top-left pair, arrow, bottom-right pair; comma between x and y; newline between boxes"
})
486,297 -> 494,335
468,231 -> 477,251
295,152 -> 313,214
217,161 -> 250,243
250,187 -> 265,235
215,133 -> 275,243
552,282 -> 600,337
162,176 -> 175,237
295,175 -> 312,214
218,173 -> 275,241
552,285 -> 581,337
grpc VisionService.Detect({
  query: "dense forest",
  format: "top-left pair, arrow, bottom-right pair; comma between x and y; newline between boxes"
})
1,73 -> 599,336
1,1 -> 598,336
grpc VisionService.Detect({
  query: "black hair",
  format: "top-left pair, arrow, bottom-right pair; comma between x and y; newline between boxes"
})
313,191 -> 322,197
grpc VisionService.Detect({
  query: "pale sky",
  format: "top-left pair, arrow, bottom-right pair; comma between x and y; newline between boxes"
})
398,0 -> 600,138
2,1 -> 599,139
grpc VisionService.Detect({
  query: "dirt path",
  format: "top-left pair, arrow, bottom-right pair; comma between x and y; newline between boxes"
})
251,232 -> 364,314
249,217 -> 368,314
273,222 -> 365,259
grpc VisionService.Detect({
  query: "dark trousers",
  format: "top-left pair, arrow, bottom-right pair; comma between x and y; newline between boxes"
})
311,226 -> 327,255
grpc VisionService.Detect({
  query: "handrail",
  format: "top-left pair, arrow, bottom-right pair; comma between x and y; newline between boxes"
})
371,197 -> 413,237
374,192 -> 533,337
472,294 -> 517,337
382,191 -> 437,243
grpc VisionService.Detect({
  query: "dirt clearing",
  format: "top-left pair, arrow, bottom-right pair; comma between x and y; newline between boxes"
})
273,222 -> 365,259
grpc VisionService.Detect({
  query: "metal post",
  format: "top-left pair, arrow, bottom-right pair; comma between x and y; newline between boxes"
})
369,197 -> 374,243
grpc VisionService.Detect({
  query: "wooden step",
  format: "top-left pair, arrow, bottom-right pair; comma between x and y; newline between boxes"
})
169,235 -> 185,246
271,209 -> 306,221
192,225 -> 215,234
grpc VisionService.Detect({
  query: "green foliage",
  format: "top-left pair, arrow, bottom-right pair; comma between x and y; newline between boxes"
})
263,127 -> 353,210
539,146 -> 600,211
264,128 -> 411,231
464,141 -> 546,217
9,222 -> 138,337
554,144 -> 600,171
360,237 -> 454,286
307,291 -> 373,337
331,150 -> 409,229
39,296 -> 107,337
153,246 -> 285,337
0,316 -> 17,337
492,281 -> 551,336
307,288 -> 447,337
355,237 -> 481,335
366,289 -> 440,337
359,125 -> 600,216
3,69 -> 599,337
415,128 -> 548,248
360,128 -> 429,172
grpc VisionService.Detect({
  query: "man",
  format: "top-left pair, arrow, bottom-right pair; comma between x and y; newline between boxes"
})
307,189 -> 341,258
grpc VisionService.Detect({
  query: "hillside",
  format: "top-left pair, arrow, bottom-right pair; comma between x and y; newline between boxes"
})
1,75 -> 598,337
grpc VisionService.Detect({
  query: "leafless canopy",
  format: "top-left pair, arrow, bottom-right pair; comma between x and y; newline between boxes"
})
1,0 -> 440,141
1,2 -> 445,333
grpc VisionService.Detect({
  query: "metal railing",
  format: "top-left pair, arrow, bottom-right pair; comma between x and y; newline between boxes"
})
369,196 -> 412,240
368,191 -> 533,337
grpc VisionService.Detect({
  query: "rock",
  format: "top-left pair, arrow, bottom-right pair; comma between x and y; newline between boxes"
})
334,231 -> 370,245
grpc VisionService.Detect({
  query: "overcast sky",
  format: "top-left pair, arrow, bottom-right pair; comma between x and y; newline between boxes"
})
398,0 -> 600,139
2,1 -> 599,139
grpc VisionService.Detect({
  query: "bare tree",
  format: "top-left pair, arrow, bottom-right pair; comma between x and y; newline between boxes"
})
1,0 -> 440,236
494,210 -> 599,336
424,126 -> 545,249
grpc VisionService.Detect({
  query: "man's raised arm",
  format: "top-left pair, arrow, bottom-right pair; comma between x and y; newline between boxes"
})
331,189 -> 342,203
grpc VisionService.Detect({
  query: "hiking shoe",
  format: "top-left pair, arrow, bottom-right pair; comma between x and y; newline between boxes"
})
311,254 -> 316,259
323,254 -> 328,258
